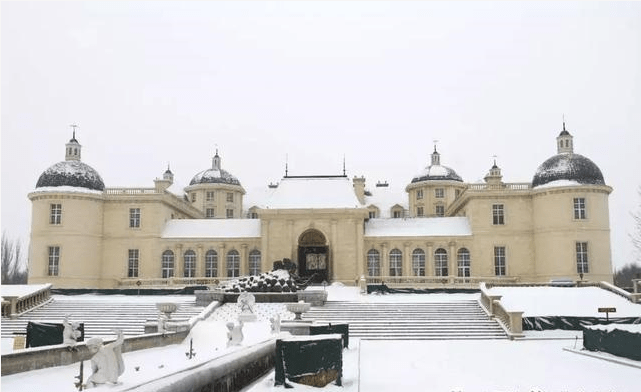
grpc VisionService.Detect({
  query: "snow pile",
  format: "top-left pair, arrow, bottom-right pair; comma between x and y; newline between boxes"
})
585,323 -> 641,333
218,270 -> 298,293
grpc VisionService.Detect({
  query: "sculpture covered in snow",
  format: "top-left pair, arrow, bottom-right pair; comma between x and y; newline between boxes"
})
270,314 -> 281,334
85,329 -> 125,388
218,269 -> 299,293
237,292 -> 257,322
62,314 -> 81,348
226,321 -> 244,347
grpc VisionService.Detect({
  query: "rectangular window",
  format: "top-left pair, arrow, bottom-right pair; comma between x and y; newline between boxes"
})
206,208 -> 215,218
576,242 -> 589,274
128,249 -> 139,278
417,206 -> 424,217
48,246 -> 60,276
226,192 -> 234,202
494,246 -> 506,276
226,209 -> 234,218
416,189 -> 423,200
492,204 -> 505,225
206,191 -> 215,202
393,210 -> 402,218
50,204 -> 62,225
129,208 -> 141,228
369,211 -> 376,219
435,188 -> 444,198
191,193 -> 197,202
435,205 -> 445,217
574,198 -> 586,219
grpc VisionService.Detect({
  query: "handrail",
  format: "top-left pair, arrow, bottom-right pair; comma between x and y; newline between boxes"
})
479,282 -> 524,339
1,284 -> 52,319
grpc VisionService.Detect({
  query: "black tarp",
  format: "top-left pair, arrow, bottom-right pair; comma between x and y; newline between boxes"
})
26,322 -> 85,348
274,336 -> 343,387
583,327 -> 641,361
51,286 -> 207,296
523,316 -> 641,331
310,324 -> 349,348
367,284 -> 478,294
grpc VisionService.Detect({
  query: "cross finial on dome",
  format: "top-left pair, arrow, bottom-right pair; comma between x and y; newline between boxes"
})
431,140 -> 441,166
69,124 -> 78,142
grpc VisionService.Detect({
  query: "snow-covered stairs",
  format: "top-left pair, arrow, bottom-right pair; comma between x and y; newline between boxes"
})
302,300 -> 507,340
1,296 -> 204,339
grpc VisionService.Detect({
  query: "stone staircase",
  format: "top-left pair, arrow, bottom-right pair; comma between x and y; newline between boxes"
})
302,300 -> 507,340
1,296 -> 204,340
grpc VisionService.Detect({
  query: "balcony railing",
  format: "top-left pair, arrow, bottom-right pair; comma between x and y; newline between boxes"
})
118,277 -> 235,288
104,188 -> 160,195
365,275 -> 519,288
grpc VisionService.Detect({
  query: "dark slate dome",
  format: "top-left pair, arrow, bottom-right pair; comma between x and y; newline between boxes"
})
189,168 -> 241,186
532,153 -> 605,188
411,165 -> 463,183
36,160 -> 105,191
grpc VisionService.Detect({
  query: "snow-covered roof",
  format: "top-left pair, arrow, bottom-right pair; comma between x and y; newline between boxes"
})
29,186 -> 104,195
532,153 -> 605,188
365,217 -> 472,237
243,185 -> 278,210
363,183 -> 408,218
161,219 -> 261,238
189,168 -> 241,186
411,164 -> 463,183
261,177 -> 363,209
36,160 -> 105,191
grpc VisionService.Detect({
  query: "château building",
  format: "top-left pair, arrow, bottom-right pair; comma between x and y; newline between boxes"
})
27,125 -> 613,289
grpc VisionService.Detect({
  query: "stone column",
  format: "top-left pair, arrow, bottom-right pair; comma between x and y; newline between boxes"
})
288,220 -> 295,261
218,243 -> 226,278
449,241 -> 457,281
331,220 -> 338,281
240,244 -> 248,276
381,242 -> 388,278
196,244 -> 204,277
355,219 -> 364,278
174,244 -> 183,278
403,242 -> 411,277
261,220 -> 269,272
426,242 -> 433,276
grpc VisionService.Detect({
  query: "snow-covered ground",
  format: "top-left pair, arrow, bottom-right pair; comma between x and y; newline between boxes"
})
487,286 -> 641,317
2,284 -> 641,391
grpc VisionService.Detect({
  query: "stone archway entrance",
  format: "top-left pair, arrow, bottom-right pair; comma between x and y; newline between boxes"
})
297,229 -> 329,284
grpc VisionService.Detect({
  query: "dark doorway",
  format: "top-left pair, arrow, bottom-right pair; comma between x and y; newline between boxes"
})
298,229 -> 329,284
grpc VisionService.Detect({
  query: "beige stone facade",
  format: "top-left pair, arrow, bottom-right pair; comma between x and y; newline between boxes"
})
28,128 -> 613,289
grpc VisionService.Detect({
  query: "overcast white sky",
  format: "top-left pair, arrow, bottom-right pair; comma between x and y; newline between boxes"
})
2,1 -> 640,271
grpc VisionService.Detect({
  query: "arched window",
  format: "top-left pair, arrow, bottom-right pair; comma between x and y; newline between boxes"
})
457,248 -> 471,277
161,250 -> 174,278
412,249 -> 425,276
367,249 -> 380,276
227,250 -> 240,278
389,249 -> 402,276
434,248 -> 448,277
249,250 -> 261,276
184,250 -> 196,278
205,250 -> 217,277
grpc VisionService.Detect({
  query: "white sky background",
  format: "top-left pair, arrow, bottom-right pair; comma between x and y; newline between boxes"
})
1,1 -> 640,270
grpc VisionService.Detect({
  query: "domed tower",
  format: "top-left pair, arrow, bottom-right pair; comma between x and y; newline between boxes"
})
28,130 -> 106,288
185,149 -> 245,218
531,123 -> 613,282
405,145 -> 466,217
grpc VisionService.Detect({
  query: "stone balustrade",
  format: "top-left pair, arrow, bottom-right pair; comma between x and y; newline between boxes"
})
119,277 -> 233,288
479,282 -> 524,339
1,284 -> 52,319
367,276 -> 519,288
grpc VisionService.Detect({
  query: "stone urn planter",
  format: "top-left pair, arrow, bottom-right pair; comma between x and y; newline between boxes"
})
156,302 -> 179,319
287,302 -> 311,320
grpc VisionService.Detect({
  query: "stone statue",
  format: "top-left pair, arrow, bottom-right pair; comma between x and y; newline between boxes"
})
270,314 -> 281,334
237,292 -> 257,322
226,321 -> 244,347
85,329 -> 125,388
62,314 -> 81,349
157,313 -> 168,334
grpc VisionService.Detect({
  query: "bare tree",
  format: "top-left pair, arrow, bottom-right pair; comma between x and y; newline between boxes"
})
2,232 -> 27,284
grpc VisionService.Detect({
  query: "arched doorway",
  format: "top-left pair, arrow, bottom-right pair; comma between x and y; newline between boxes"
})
298,229 -> 329,283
